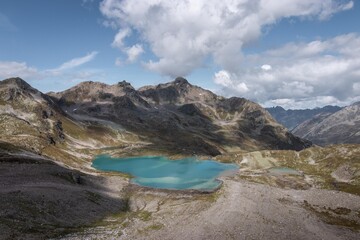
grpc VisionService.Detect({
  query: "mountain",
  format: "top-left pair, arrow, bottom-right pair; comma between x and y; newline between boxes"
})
49,77 -> 311,155
0,77 -> 135,167
266,105 -> 342,130
293,102 -> 360,145
0,77 -> 66,151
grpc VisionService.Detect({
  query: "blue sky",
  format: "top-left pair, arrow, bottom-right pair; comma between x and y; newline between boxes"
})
0,0 -> 359,109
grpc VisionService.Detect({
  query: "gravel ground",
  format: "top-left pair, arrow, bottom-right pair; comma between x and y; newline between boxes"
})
60,178 -> 360,240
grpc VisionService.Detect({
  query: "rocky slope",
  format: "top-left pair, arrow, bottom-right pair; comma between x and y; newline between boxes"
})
49,77 -> 311,155
0,141 -> 129,239
293,102 -> 360,145
0,77 -> 139,168
266,105 -> 341,130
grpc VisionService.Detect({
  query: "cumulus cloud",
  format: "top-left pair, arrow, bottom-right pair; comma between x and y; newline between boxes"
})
126,44 -> 144,62
0,61 -> 38,79
110,28 -> 144,63
100,0 -> 353,77
213,70 -> 233,87
216,33 -> 360,108
213,70 -> 249,94
261,64 -> 272,71
111,28 -> 131,49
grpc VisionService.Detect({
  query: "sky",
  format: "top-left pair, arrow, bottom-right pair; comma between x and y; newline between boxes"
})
0,0 -> 360,109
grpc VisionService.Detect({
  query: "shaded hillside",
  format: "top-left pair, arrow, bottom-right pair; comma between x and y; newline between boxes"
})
293,102 -> 360,145
0,141 -> 128,239
266,105 -> 341,130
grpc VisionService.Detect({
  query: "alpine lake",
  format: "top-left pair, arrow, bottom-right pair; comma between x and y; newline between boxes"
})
92,155 -> 239,191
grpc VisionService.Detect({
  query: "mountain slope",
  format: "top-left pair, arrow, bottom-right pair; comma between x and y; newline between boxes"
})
0,77 -> 138,167
50,77 -> 311,155
293,102 -> 360,145
266,105 -> 342,130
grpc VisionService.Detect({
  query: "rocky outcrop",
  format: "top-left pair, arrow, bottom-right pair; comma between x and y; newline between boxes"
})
0,78 -> 67,151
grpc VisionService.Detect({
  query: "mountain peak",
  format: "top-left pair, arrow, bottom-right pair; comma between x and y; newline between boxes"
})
0,77 -> 33,90
173,77 -> 189,85
117,80 -> 135,91
351,101 -> 360,106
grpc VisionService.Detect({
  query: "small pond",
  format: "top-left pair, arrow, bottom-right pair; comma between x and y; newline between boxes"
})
92,155 -> 238,191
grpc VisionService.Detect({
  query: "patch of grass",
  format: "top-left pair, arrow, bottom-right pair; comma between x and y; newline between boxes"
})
303,200 -> 360,230
144,223 -> 164,231
330,207 -> 352,215
191,187 -> 223,203
137,223 -> 164,235
85,191 -> 102,205
0,141 -> 22,153
137,211 -> 152,221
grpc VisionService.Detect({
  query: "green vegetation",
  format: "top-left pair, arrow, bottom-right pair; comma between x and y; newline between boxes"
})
144,223 -> 164,231
85,191 -> 102,205
303,200 -> 360,230
137,211 -> 152,221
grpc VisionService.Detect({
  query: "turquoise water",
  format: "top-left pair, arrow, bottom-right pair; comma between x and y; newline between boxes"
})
92,155 -> 238,191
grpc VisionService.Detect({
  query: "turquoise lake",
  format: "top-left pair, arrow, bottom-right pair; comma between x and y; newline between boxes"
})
92,155 -> 238,191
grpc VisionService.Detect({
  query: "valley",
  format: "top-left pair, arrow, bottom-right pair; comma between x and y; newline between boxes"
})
0,77 -> 359,239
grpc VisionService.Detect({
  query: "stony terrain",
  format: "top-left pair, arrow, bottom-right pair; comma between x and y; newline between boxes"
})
293,102 -> 360,145
0,141 -> 129,240
266,105 -> 341,131
57,145 -> 360,240
1,142 -> 359,240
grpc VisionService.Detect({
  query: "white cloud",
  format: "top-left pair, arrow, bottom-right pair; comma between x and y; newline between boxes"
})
100,0 -> 353,77
213,70 -> 233,87
0,61 -> 38,79
261,64 -> 272,71
112,28 -> 131,49
213,70 -> 249,94
111,28 -> 144,64
126,44 -> 144,62
236,82 -> 249,94
263,95 -> 360,110
215,33 -> 360,109
48,51 -> 98,74
0,51 -> 100,90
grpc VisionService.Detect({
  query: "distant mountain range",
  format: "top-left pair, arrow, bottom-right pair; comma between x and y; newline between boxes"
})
267,103 -> 360,146
266,105 -> 342,131
292,102 -> 360,145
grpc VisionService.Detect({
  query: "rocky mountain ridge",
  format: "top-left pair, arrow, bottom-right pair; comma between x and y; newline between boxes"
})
48,77 -> 311,155
293,102 -> 360,145
266,105 -> 342,130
